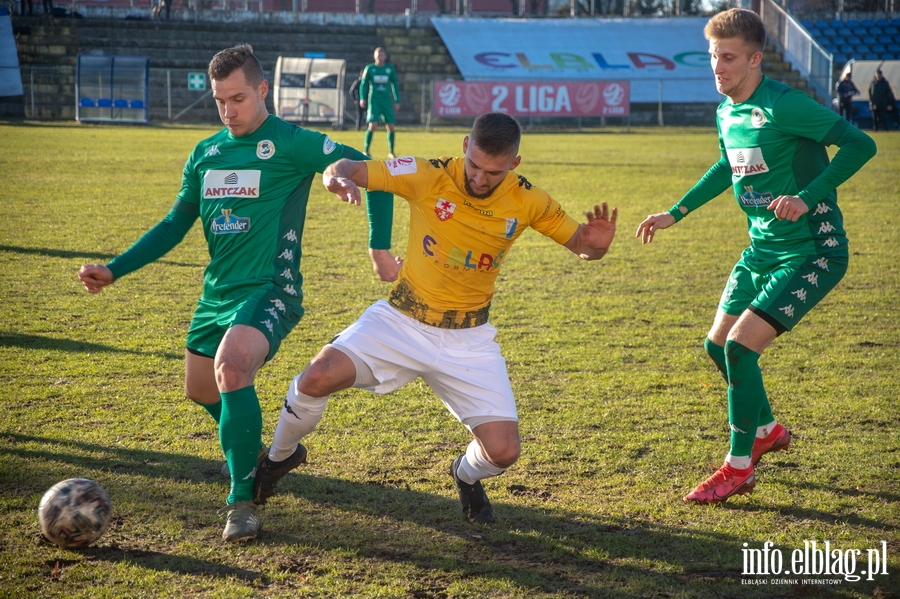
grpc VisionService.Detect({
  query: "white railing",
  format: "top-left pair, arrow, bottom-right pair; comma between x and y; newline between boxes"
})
755,0 -> 833,105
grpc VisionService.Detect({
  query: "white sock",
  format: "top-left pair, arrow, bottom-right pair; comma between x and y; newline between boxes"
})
455,439 -> 506,485
725,454 -> 752,470
756,420 -> 778,439
269,375 -> 328,462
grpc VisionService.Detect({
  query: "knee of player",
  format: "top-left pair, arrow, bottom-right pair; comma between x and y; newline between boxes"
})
296,360 -> 344,398
486,442 -> 521,469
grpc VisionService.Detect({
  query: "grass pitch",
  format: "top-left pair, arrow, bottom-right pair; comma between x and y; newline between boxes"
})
0,121 -> 898,598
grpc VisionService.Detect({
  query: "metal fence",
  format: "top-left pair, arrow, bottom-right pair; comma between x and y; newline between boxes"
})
8,65 -> 722,128
755,0 -> 833,104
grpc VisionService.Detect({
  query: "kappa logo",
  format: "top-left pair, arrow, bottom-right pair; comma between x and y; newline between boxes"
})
792,288 -> 808,302
435,199 -> 456,221
727,147 -> 769,176
257,140 -> 275,160
280,268 -> 294,281
813,202 -> 832,215
206,144 -> 220,157
818,221 -> 836,234
270,299 -> 286,313
779,304 -> 796,318
822,237 -> 839,248
265,307 -> 279,321
260,319 -> 274,334
812,257 -> 829,271
284,284 -> 298,296
802,272 -> 819,287
210,209 -> 250,235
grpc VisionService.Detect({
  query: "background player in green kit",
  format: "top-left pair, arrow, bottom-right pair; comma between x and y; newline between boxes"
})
636,9 -> 876,505
78,44 -> 394,542
359,47 -> 401,159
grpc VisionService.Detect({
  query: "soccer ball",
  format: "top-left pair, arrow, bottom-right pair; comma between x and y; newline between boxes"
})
38,478 -> 112,548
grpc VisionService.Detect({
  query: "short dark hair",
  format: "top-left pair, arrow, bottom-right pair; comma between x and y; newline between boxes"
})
704,8 -> 767,54
470,112 -> 521,157
208,44 -> 264,86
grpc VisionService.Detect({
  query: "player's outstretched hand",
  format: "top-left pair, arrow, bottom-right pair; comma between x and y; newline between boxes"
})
768,195 -> 808,222
635,211 -> 676,244
323,175 -> 362,205
369,249 -> 403,282
78,264 -> 114,293
566,202 -> 617,260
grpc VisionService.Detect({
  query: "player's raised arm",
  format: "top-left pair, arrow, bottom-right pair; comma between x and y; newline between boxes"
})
563,202 -> 618,260
322,158 -> 370,205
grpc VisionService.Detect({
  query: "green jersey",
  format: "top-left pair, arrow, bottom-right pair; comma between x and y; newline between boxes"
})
177,115 -> 344,301
670,76 -> 876,261
360,63 -> 400,105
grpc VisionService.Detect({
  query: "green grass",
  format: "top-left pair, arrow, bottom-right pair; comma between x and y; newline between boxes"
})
0,121 -> 898,599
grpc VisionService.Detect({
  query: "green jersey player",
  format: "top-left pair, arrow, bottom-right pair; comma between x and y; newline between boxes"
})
359,47 -> 401,159
78,44 -> 396,542
636,9 -> 876,505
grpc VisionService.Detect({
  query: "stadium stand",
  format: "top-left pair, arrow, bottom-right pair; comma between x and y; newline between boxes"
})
802,16 -> 900,66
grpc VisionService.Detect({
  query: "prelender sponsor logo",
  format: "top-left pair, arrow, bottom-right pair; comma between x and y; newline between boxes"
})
738,186 -> 775,208
210,209 -> 250,234
741,540 -> 889,583
203,170 -> 261,198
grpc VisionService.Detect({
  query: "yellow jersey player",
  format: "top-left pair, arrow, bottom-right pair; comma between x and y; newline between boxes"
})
255,112 -> 618,523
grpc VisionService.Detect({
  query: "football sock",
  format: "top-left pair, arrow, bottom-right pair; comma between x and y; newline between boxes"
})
364,130 -> 373,154
270,375 -> 328,462
704,337 -> 728,382
725,454 -> 753,470
757,420 -> 778,438
219,386 -> 263,504
455,439 -> 506,485
192,399 -> 221,424
725,339 -> 770,459
387,131 -> 395,155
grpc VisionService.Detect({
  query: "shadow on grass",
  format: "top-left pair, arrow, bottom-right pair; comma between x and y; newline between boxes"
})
4,432 -> 893,598
0,244 -> 201,268
0,332 -> 182,361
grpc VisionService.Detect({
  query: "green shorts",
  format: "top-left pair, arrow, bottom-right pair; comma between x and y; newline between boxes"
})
186,283 -> 304,361
366,100 -> 396,124
719,247 -> 848,335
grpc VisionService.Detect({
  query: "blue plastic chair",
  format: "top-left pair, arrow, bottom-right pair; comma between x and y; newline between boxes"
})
129,99 -> 144,109
861,18 -> 874,28
97,98 -> 112,107
113,98 -> 128,108
79,97 -> 95,107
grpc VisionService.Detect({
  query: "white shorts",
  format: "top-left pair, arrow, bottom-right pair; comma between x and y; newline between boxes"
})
329,300 -> 518,428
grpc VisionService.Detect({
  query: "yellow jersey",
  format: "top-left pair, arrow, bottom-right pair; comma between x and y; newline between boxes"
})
366,156 -> 579,329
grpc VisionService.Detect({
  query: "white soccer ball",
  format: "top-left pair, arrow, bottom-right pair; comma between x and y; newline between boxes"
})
38,478 -> 112,548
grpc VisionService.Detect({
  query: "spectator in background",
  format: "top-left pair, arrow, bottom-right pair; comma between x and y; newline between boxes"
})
41,0 -> 51,16
835,72 -> 859,122
869,69 -> 897,131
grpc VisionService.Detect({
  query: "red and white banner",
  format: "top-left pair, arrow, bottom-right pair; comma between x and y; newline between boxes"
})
432,80 -> 629,118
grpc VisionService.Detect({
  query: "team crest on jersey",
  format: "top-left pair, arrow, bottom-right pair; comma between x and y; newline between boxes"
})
751,108 -> 767,128
435,199 -> 456,221
738,186 -> 775,208
257,140 -> 275,160
505,218 -> 518,239
210,209 -> 251,234
323,136 -> 337,155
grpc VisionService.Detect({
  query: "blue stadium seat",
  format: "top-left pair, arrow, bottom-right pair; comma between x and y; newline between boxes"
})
801,20 -> 813,28
877,34 -> 892,44
129,99 -> 144,109
817,19 -> 831,28
864,52 -> 879,60
871,44 -> 887,54
833,53 -> 848,65
892,18 -> 900,26
113,98 -> 128,108
79,98 -> 95,107
869,26 -> 884,35
875,18 -> 890,27
846,19 -> 859,27
888,43 -> 900,52
863,35 -> 878,45
851,26 -> 868,36
846,36 -> 863,45
861,18 -> 874,27
884,25 -> 899,36
97,98 -> 112,107
856,45 -> 870,54
839,44 -> 856,54
838,27 -> 853,36
822,27 -> 838,37
829,19 -> 843,28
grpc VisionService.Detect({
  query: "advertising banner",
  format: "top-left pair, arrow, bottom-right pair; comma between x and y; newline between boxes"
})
433,80 -> 630,117
431,17 -> 720,103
